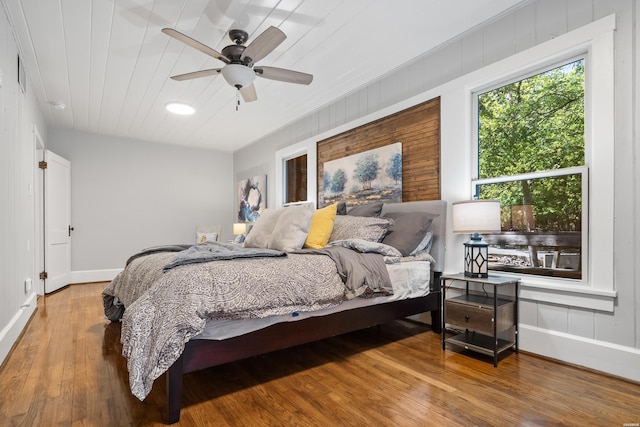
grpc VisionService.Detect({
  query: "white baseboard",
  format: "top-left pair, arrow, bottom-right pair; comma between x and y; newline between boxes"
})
0,292 -> 37,367
71,269 -> 121,284
520,324 -> 640,382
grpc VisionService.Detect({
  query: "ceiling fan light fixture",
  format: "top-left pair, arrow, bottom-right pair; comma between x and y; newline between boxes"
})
221,64 -> 256,89
166,102 -> 195,115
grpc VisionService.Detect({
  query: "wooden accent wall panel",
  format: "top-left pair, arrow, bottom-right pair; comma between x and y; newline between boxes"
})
317,97 -> 440,205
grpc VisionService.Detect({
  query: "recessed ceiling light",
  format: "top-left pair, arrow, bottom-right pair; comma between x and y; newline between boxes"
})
166,102 -> 195,115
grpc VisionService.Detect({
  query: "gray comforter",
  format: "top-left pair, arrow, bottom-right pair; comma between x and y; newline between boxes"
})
103,242 -> 286,320
163,241 -> 286,271
299,246 -> 393,298
102,241 -> 392,401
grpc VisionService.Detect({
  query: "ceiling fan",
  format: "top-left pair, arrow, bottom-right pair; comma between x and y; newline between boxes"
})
162,26 -> 313,103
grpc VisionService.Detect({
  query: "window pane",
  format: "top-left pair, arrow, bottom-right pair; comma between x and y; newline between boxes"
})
478,59 -> 585,179
475,58 -> 585,280
286,154 -> 307,203
477,172 -> 582,279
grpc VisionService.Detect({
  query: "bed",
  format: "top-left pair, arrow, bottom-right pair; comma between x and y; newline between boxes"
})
103,199 -> 447,423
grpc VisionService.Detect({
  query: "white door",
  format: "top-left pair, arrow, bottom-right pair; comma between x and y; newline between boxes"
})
44,150 -> 72,293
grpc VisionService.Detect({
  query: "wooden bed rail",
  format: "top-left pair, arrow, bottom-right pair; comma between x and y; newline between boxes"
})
165,289 -> 442,424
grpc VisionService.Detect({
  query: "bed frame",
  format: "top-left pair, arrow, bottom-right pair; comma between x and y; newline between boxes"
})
164,200 -> 447,423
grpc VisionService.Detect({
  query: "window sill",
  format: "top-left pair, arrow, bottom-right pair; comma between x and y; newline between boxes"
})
443,271 -> 615,312
497,273 -> 616,312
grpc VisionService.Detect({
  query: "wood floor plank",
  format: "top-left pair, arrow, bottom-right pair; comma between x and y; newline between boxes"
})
0,282 -> 638,426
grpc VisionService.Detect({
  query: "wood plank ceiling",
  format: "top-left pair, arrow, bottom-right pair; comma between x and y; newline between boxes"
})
2,0 -> 527,151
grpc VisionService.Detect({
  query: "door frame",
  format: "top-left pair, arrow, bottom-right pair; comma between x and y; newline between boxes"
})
34,125 -> 45,295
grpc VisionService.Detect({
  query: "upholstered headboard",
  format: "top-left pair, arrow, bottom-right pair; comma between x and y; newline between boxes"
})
381,200 -> 447,273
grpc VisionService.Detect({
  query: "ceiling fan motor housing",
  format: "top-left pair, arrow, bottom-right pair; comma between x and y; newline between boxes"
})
219,29 -> 258,89
221,45 -> 245,62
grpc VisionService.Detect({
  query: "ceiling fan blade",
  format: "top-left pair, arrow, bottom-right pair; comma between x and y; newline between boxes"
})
255,66 -> 313,85
240,83 -> 258,102
241,26 -> 286,63
162,28 -> 229,63
170,68 -> 222,81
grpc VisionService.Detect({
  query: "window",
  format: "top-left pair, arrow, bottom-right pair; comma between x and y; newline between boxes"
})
275,140 -> 316,208
458,15 -> 615,309
285,154 -> 307,204
473,59 -> 586,280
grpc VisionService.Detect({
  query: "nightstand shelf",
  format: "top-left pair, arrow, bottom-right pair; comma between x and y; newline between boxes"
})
441,273 -> 519,366
446,331 -> 515,356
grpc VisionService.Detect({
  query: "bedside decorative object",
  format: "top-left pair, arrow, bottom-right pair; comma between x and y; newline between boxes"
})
452,199 -> 501,278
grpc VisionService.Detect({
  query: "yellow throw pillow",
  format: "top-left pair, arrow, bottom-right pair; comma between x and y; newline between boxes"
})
304,203 -> 338,249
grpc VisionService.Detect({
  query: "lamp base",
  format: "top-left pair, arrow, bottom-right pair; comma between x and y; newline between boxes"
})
464,271 -> 489,279
463,234 -> 490,278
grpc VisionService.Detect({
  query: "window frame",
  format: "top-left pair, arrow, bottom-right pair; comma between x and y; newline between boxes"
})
284,153 -> 308,205
275,140 -> 317,208
461,15 -> 616,311
471,57 -> 588,282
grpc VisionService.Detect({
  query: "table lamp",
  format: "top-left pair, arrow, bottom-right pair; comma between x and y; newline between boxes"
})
452,199 -> 501,278
233,223 -> 248,236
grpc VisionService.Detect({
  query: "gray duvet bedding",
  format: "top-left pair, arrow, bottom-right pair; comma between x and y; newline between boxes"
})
103,242 -> 392,400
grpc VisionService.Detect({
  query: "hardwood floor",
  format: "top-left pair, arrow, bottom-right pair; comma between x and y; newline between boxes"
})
0,282 -> 638,426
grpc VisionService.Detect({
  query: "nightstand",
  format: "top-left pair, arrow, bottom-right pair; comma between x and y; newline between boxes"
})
441,273 -> 519,366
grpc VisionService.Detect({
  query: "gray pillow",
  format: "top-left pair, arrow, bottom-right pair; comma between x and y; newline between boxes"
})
244,208 -> 284,249
329,215 -> 392,243
410,231 -> 433,256
347,201 -> 383,217
381,211 -> 435,256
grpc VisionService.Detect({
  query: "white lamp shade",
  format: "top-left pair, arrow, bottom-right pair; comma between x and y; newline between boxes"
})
233,223 -> 248,235
452,200 -> 501,234
221,64 -> 257,89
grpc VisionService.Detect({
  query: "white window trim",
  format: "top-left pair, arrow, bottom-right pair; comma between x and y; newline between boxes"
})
275,140 -> 317,208
462,15 -> 617,311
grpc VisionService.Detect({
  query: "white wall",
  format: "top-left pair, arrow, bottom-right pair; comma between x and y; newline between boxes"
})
47,128 -> 235,282
0,3 -> 47,365
234,0 -> 640,381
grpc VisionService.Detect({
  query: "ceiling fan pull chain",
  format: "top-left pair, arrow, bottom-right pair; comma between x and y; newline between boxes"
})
236,90 -> 240,111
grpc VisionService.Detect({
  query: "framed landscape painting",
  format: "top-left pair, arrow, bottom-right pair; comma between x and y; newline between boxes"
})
321,142 -> 402,207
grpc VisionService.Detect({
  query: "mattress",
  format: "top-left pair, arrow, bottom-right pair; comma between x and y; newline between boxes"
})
192,259 -> 431,341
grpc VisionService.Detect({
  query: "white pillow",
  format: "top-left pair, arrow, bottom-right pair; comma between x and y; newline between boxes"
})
268,203 -> 315,251
243,208 -> 284,249
196,232 -> 218,243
